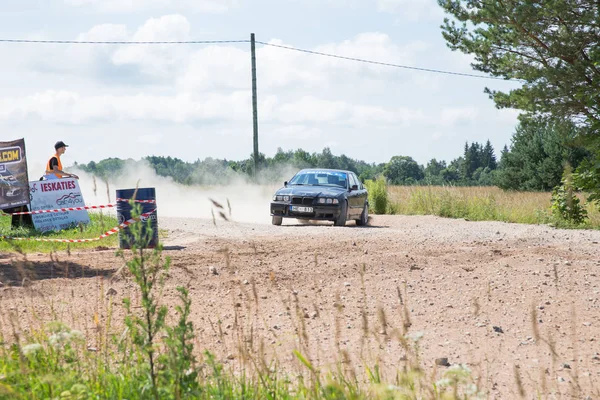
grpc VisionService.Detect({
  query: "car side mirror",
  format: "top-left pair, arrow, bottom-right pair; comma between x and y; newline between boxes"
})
284,181 -> 288,187
351,184 -> 358,191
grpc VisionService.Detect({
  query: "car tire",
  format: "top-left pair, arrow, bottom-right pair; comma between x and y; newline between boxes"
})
356,203 -> 368,226
272,216 -> 283,226
334,201 -> 348,227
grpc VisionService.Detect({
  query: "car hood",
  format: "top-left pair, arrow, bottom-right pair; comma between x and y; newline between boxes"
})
276,185 -> 346,198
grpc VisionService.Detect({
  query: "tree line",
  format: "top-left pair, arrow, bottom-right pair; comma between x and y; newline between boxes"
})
75,114 -> 590,190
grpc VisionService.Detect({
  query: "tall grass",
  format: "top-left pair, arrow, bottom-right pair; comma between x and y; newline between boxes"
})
386,185 -> 600,228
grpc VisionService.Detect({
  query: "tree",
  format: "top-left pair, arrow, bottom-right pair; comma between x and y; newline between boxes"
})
439,0 -> 600,196
439,0 -> 599,125
272,147 -> 293,165
292,149 -> 315,169
316,147 -> 337,169
462,142 -> 482,180
481,140 -> 497,170
383,156 -> 424,185
495,116 -> 589,191
424,158 -> 447,184
425,158 -> 446,177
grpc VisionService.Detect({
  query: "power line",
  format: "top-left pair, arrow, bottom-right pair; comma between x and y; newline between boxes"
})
0,39 -> 249,45
256,41 -> 522,82
0,37 -> 522,81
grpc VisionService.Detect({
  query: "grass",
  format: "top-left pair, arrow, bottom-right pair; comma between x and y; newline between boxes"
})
0,211 -> 119,253
385,185 -> 600,228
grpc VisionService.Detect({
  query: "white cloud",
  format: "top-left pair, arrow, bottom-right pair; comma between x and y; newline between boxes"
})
78,23 -> 129,41
2,10 -> 521,165
0,90 -> 257,124
439,107 -> 479,127
176,45 -> 250,91
350,106 -> 425,127
274,96 -> 349,124
137,133 -> 163,145
0,90 -> 476,132
269,125 -> 323,140
377,0 -> 444,21
62,0 -> 238,13
27,19 -> 436,95
111,15 -> 191,78
177,33 -> 431,93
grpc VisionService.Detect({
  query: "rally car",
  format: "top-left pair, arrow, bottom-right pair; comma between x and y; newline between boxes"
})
270,168 -> 369,226
0,171 -> 24,198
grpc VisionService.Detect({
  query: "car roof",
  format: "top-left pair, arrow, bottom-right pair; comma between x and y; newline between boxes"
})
298,168 -> 353,175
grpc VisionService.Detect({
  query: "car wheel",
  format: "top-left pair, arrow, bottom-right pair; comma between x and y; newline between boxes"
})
272,216 -> 283,226
334,201 -> 348,227
356,203 -> 368,226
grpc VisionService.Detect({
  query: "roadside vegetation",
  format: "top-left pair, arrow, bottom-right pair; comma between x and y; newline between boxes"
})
388,185 -> 600,229
364,180 -> 600,229
0,211 -> 118,253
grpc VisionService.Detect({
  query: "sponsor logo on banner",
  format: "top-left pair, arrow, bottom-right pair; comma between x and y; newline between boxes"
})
56,193 -> 84,207
0,146 -> 22,165
29,178 -> 90,232
0,139 -> 30,210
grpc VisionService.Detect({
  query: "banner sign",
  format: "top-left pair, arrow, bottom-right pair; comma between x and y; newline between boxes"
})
28,178 -> 90,232
0,139 -> 30,210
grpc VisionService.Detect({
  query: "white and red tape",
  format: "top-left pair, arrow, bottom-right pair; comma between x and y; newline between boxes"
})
1,198 -> 156,216
0,208 -> 156,243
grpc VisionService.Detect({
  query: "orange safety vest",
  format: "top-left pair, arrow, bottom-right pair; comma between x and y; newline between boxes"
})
45,154 -> 64,178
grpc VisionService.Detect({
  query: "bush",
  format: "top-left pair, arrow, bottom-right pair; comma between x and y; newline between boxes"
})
551,168 -> 588,225
365,177 -> 389,214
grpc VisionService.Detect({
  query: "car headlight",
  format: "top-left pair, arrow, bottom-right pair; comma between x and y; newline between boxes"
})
318,198 -> 339,204
274,195 -> 290,202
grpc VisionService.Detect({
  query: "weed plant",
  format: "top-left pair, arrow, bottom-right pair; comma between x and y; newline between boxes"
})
0,202 -> 483,399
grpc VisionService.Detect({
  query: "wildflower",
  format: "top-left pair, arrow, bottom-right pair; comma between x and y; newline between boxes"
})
447,363 -> 472,375
22,343 -> 43,356
48,329 -> 86,347
436,378 -> 452,387
465,383 -> 478,395
69,330 -> 85,341
405,331 -> 424,342
49,331 -> 70,347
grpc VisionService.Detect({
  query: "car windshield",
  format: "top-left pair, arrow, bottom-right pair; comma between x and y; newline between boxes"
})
289,171 -> 348,188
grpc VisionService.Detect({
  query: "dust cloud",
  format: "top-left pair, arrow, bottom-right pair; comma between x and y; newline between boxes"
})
72,160 -> 298,225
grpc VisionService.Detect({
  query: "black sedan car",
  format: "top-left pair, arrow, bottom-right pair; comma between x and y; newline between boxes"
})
270,168 -> 369,226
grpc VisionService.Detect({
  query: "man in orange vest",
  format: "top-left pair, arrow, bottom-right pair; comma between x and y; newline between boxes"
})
44,141 -> 79,180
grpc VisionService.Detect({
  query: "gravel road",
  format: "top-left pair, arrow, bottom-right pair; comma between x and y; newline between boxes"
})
2,215 -> 599,398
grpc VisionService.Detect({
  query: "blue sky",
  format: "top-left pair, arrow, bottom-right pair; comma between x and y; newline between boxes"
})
0,0 -> 522,170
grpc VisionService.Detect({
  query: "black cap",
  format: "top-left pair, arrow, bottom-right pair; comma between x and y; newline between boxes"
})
54,141 -> 69,150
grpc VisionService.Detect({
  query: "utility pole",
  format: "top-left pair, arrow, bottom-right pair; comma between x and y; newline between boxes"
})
250,33 -> 259,178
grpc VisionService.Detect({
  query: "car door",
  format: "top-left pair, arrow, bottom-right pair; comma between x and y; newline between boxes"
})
347,173 -> 361,217
352,173 -> 368,214
356,174 -> 368,210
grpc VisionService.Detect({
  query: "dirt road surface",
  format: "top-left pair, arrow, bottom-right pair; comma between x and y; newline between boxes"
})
1,215 -> 599,398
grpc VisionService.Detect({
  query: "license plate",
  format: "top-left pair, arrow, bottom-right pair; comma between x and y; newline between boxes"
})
290,205 -> 313,213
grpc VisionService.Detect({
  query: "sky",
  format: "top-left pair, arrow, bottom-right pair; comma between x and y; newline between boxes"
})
0,0 -> 523,172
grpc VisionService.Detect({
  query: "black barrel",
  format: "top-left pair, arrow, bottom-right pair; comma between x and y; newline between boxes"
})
116,188 -> 158,249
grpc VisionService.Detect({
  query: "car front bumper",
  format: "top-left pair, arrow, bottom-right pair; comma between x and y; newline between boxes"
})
270,202 -> 341,221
